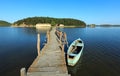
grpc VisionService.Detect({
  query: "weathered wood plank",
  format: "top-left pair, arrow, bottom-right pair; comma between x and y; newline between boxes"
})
26,27 -> 70,76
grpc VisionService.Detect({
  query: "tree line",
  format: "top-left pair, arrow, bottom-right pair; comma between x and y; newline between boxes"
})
0,20 -> 11,26
13,17 -> 86,27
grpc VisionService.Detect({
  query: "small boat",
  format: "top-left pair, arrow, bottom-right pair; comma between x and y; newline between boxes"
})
67,38 -> 84,66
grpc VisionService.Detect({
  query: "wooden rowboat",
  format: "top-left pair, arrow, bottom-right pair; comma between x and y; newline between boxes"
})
67,38 -> 84,66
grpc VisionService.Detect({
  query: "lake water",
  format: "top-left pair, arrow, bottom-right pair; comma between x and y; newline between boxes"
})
0,26 -> 120,76
0,27 -> 46,76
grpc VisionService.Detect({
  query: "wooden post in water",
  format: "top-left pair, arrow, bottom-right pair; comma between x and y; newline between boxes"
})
20,68 -> 26,76
37,33 -> 40,56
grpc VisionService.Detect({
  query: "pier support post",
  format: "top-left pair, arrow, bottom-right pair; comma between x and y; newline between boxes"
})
37,33 -> 40,56
20,68 -> 26,76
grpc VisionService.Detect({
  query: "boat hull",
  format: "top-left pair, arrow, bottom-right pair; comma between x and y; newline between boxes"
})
68,49 -> 83,66
67,38 -> 84,66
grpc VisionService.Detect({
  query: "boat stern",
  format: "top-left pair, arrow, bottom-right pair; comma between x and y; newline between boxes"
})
67,58 -> 76,66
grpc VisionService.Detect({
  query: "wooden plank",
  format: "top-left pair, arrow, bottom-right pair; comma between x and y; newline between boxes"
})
27,27 -> 70,76
27,72 -> 70,76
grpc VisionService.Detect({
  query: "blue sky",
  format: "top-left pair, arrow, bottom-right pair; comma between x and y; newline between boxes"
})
0,0 -> 120,24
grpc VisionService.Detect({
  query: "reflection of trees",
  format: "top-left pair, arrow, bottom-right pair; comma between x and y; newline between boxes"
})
22,27 -> 37,35
21,27 -> 52,35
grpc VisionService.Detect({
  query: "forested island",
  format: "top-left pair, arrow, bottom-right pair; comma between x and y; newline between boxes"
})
13,17 -> 86,27
0,20 -> 11,26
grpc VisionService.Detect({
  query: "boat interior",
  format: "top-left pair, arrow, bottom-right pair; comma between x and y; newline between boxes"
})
69,55 -> 75,58
69,46 -> 82,58
77,40 -> 82,43
72,46 -> 82,54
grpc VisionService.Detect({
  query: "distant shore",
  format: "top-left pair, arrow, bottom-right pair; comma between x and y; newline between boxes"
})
11,25 -> 85,28
64,25 -> 85,28
11,24 -> 35,27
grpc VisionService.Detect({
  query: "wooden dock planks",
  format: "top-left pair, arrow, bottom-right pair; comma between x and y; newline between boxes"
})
26,27 -> 70,76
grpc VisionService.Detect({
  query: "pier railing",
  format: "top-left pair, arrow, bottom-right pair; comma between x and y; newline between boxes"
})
20,27 -> 70,76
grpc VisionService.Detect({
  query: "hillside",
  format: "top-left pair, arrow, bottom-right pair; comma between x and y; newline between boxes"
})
0,20 -> 11,26
13,17 -> 86,27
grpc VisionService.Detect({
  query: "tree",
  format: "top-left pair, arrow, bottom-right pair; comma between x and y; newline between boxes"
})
13,17 -> 86,27
51,20 -> 56,26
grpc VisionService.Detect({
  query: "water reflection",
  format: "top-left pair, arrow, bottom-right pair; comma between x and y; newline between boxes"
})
0,27 -> 47,76
63,27 -> 120,76
21,27 -> 36,35
67,54 -> 83,76
1,26 -> 120,76
36,27 -> 52,33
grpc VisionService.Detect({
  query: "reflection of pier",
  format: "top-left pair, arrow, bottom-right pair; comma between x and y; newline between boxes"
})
20,27 -> 70,76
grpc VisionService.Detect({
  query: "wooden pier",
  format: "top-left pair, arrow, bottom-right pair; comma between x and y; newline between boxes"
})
20,27 -> 70,76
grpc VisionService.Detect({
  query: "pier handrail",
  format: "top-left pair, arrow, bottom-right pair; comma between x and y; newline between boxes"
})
20,27 -> 70,76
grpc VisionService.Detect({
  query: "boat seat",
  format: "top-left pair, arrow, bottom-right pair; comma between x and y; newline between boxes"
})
73,46 -> 82,54
69,53 -> 77,56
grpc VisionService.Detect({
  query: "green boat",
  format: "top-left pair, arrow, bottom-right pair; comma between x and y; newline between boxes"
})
67,38 -> 84,66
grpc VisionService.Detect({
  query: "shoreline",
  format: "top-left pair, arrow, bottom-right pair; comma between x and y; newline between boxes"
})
11,25 -> 85,28
11,25 -> 36,28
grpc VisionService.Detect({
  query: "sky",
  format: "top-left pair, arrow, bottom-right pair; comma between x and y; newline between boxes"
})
0,0 -> 120,25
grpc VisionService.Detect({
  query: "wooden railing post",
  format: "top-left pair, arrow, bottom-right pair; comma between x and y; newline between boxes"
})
60,32 -> 62,44
20,68 -> 26,76
37,33 -> 40,56
62,44 -> 64,52
63,32 -> 68,48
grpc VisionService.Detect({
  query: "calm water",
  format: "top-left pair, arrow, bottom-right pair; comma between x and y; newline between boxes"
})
0,27 -> 120,76
0,27 -> 46,76
63,27 -> 120,76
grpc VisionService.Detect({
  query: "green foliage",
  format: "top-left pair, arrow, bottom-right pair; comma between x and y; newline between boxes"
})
51,20 -> 56,26
0,20 -> 11,26
13,17 -> 86,27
